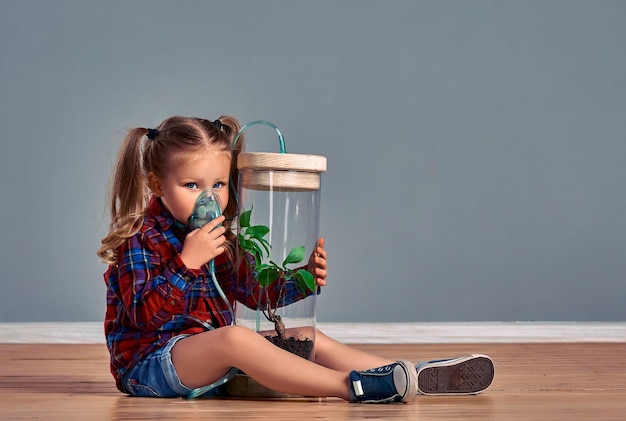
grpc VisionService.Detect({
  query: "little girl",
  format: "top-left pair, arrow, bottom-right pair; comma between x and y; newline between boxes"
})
98,115 -> 494,403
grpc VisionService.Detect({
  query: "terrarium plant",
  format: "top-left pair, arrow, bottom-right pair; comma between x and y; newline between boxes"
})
237,206 -> 316,345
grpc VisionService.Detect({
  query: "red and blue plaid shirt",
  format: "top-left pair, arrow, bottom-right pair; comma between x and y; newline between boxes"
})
104,196 -> 307,392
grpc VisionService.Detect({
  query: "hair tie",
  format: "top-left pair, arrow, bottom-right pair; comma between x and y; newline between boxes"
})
212,119 -> 222,130
146,128 -> 158,140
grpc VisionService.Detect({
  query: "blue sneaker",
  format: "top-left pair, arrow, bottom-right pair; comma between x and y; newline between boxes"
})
416,354 -> 494,395
349,360 -> 417,403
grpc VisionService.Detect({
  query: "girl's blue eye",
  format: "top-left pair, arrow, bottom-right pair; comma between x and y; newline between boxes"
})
213,182 -> 224,189
185,182 -> 199,189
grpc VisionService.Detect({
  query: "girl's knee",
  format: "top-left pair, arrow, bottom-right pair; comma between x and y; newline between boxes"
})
217,325 -> 257,347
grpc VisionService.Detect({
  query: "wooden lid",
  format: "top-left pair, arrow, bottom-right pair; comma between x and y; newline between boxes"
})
238,152 -> 327,191
238,152 -> 327,173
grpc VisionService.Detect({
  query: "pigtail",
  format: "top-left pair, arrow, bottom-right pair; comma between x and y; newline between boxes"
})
98,128 -> 150,264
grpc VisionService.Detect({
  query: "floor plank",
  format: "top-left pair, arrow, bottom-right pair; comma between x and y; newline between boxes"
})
1,343 -> 625,420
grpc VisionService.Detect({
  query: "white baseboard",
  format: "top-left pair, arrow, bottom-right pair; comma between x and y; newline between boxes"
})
1,322 -> 625,344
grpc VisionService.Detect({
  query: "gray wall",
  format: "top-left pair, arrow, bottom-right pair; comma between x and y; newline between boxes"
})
1,0 -> 624,323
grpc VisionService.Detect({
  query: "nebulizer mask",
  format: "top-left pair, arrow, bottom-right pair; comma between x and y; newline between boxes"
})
188,189 -> 223,231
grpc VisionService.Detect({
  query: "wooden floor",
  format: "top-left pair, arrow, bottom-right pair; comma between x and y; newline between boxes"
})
1,342 -> 625,420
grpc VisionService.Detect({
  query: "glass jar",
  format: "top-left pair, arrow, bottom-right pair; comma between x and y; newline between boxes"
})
234,151 -> 327,363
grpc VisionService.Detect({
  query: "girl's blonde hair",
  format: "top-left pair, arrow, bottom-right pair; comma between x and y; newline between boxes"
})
98,115 -> 244,265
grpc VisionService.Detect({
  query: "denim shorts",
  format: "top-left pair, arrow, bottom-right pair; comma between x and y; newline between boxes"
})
123,334 -> 230,398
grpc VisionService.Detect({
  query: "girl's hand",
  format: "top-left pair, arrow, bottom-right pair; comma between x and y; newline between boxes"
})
307,238 -> 327,287
180,215 -> 226,269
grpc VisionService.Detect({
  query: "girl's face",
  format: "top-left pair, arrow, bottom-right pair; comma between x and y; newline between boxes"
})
149,148 -> 231,225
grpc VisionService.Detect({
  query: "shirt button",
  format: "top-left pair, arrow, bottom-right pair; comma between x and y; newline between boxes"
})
170,300 -> 177,306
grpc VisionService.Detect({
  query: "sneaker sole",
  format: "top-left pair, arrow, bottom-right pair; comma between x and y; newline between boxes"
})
396,360 -> 419,403
417,354 -> 494,395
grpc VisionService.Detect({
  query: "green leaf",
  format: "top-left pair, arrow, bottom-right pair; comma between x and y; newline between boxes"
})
257,237 -> 271,256
294,269 -> 316,293
239,238 -> 263,265
240,209 -> 252,228
283,245 -> 305,266
257,266 -> 279,288
246,225 -> 270,240
269,260 -> 281,268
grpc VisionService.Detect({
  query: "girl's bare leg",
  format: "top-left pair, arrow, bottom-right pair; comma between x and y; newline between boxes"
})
313,329 -> 395,371
171,325 -> 350,400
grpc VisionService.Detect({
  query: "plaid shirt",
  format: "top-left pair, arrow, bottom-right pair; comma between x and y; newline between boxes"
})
104,196 -> 307,392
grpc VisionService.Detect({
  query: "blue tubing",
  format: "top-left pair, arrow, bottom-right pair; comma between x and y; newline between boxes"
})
231,120 -> 286,153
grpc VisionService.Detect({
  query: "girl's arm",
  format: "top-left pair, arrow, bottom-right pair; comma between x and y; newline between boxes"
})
225,238 -> 328,309
111,232 -> 200,331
